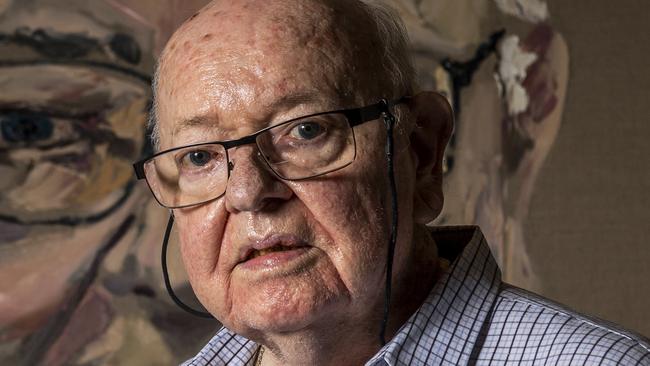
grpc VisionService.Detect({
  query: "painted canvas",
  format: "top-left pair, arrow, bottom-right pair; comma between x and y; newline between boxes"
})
388,0 -> 569,289
0,0 -> 218,365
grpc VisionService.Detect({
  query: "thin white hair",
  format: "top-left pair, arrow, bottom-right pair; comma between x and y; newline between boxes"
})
147,0 -> 415,150
148,63 -> 161,149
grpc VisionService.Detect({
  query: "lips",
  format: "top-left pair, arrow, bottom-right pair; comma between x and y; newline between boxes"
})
240,234 -> 310,263
249,245 -> 298,259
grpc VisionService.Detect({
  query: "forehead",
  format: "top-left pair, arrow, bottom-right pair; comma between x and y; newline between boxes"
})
156,0 -> 380,148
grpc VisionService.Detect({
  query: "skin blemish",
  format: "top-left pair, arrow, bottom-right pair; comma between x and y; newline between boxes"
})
271,24 -> 287,34
275,80 -> 289,94
202,33 -> 214,41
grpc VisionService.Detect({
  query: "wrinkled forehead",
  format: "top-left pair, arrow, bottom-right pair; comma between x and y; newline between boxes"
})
159,0 -> 376,91
155,0 -> 382,146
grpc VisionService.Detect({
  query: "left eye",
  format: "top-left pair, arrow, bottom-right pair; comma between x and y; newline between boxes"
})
289,122 -> 323,140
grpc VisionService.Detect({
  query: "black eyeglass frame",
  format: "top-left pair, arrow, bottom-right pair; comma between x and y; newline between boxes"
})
133,96 -> 410,208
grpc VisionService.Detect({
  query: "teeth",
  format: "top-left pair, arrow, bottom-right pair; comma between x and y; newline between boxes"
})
250,245 -> 289,259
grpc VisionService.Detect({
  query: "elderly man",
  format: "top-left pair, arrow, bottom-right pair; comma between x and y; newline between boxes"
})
133,0 -> 650,365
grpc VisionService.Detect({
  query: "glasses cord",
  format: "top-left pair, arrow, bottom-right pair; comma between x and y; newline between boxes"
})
379,102 -> 398,346
159,102 -> 401,344
161,214 -> 214,318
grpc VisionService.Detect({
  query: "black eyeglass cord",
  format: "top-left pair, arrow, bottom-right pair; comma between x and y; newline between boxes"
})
161,214 -> 214,318
159,101 -> 401,345
379,101 -> 398,346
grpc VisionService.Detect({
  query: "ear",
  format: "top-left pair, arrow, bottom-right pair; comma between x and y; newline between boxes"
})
407,91 -> 453,224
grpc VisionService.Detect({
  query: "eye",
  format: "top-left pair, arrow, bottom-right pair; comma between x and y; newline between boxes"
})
289,122 -> 323,140
1,113 -> 54,143
0,110 -> 84,149
186,150 -> 212,166
175,145 -> 226,173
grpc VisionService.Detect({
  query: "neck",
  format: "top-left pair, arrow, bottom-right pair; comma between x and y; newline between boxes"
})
259,224 -> 440,366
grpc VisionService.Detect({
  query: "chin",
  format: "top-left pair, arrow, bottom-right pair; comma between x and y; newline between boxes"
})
223,309 -> 314,339
228,291 -> 341,336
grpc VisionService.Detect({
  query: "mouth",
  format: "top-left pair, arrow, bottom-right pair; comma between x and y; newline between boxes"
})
238,234 -> 313,270
247,244 -> 307,260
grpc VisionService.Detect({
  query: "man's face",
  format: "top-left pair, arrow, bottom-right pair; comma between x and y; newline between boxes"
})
156,0 -> 418,337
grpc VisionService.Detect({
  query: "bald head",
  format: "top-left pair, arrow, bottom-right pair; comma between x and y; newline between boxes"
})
150,0 -> 414,148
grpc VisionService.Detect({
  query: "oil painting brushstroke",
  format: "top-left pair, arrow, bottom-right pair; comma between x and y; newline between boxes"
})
0,1 -> 216,365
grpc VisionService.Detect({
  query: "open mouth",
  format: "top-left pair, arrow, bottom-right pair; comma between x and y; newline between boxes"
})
239,234 -> 313,267
246,244 -> 309,261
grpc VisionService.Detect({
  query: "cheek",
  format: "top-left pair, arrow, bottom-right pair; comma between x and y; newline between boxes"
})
289,169 -> 389,296
176,200 -> 229,297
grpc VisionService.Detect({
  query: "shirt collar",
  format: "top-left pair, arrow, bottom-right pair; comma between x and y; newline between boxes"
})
367,226 -> 502,366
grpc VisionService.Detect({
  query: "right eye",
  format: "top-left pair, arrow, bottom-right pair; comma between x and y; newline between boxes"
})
177,147 -> 225,171
0,111 -> 81,149
1,113 -> 53,143
185,150 -> 212,166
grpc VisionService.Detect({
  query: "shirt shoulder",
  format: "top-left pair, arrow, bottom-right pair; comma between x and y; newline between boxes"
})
472,284 -> 650,365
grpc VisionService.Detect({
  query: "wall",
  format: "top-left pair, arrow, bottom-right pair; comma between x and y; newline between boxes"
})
525,0 -> 650,337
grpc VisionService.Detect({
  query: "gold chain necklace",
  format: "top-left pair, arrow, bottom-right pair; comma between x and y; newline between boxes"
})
254,346 -> 265,366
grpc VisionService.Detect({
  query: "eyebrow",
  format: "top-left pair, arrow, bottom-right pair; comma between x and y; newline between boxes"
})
172,91 -> 325,137
173,115 -> 217,137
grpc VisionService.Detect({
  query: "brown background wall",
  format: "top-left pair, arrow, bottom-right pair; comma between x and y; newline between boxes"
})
525,0 -> 650,337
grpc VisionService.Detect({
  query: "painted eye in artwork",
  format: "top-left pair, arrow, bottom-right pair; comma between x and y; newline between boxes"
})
0,110 -> 82,149
0,113 -> 53,143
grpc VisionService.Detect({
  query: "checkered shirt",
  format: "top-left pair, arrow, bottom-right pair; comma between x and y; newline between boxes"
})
182,226 -> 650,365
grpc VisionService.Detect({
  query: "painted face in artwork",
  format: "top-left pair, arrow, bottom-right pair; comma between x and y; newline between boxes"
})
0,1 -> 220,364
0,0 -> 152,345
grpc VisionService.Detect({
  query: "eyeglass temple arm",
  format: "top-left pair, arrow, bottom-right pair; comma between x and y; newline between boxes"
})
133,161 -> 146,180
346,96 -> 411,127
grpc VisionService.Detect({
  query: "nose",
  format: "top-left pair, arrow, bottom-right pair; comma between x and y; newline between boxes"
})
224,145 -> 293,213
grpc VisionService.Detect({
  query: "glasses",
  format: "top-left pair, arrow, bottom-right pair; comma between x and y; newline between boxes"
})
133,97 -> 408,208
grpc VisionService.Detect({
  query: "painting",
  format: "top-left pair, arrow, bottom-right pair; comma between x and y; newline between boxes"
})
388,0 -> 569,289
0,0 -> 217,365
0,0 -> 568,364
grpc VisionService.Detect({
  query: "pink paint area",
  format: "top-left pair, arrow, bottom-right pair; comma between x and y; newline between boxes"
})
521,24 -> 558,122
